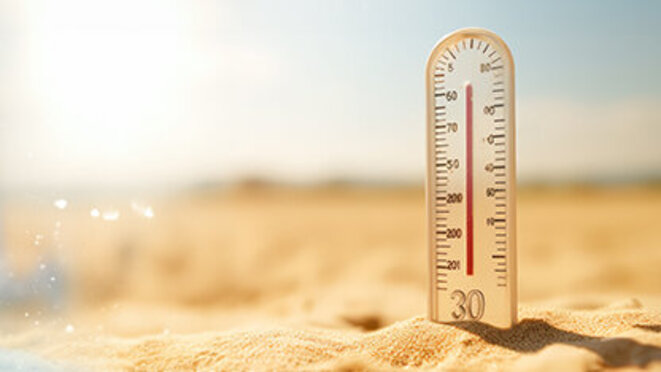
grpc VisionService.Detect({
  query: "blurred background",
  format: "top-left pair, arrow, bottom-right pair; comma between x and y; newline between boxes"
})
0,0 -> 659,337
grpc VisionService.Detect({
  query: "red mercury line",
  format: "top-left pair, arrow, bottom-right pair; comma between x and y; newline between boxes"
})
465,82 -> 474,276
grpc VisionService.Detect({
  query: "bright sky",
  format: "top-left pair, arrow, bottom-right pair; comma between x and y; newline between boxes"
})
0,0 -> 659,189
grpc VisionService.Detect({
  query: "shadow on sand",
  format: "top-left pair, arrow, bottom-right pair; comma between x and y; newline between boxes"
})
635,324 -> 661,333
449,319 -> 661,368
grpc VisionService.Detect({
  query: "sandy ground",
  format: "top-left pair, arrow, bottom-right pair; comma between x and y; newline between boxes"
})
0,185 -> 660,370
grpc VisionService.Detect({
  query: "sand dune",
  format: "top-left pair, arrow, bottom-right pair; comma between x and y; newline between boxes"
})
0,186 -> 660,370
16,303 -> 659,371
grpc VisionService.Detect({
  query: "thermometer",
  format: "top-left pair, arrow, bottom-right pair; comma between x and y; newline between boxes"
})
426,28 -> 517,328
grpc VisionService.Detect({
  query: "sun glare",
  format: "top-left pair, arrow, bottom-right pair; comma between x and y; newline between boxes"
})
18,0 -> 194,186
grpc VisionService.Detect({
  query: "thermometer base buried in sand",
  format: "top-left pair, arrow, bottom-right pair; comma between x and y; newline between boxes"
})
426,28 -> 517,328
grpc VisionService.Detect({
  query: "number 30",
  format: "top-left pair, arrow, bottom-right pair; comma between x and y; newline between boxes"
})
450,289 -> 485,320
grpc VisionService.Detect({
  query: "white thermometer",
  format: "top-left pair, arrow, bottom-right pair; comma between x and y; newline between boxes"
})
426,28 -> 517,328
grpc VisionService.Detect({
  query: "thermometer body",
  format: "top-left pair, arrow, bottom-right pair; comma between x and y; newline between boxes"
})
426,28 -> 516,328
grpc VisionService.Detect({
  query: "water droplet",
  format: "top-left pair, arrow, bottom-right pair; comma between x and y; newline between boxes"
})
90,208 -> 100,218
24,312 -> 29,318
131,201 -> 155,219
50,276 -> 56,282
102,210 -> 120,221
53,199 -> 68,210
34,320 -> 40,326
39,263 -> 46,270
65,324 -> 74,333
163,328 -> 171,335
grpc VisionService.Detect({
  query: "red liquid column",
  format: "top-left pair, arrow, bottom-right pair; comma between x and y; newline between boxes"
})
465,82 -> 474,276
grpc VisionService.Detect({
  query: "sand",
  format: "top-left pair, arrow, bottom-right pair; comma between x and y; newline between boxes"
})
0,186 -> 660,370
3,304 -> 660,371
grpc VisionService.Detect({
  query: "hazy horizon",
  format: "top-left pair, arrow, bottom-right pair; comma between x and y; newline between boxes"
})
1,0 -> 659,190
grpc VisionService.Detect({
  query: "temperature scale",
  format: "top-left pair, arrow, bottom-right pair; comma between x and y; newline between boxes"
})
426,28 -> 516,327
